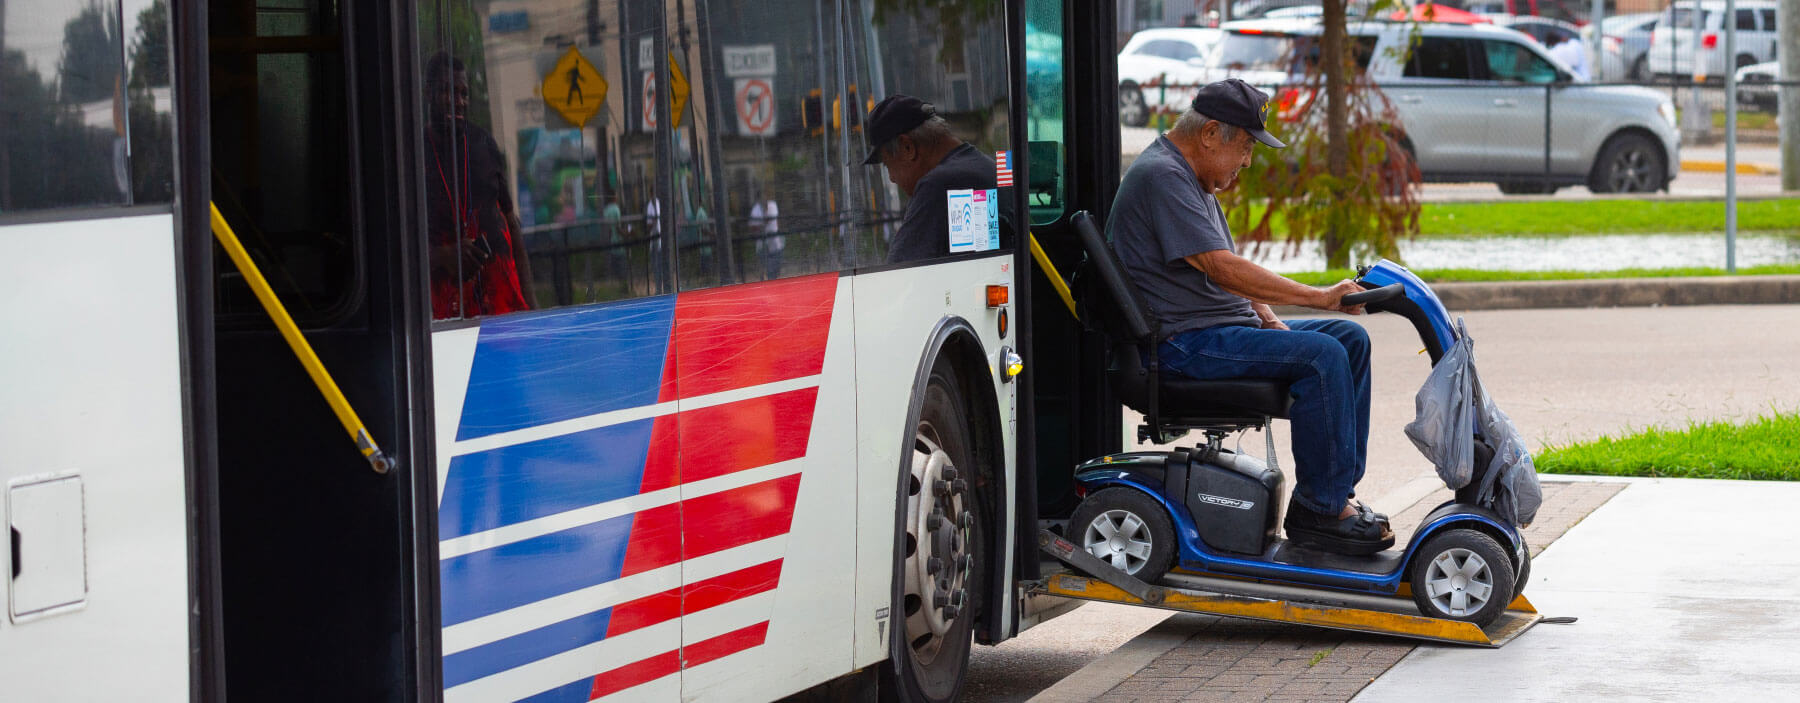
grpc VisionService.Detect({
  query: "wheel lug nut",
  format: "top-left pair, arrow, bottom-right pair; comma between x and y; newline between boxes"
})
942,467 -> 959,481
961,511 -> 974,528
952,479 -> 968,494
952,589 -> 966,606
960,555 -> 974,571
942,605 -> 961,619
934,480 -> 952,496
927,557 -> 942,574
926,512 -> 943,530
934,592 -> 950,607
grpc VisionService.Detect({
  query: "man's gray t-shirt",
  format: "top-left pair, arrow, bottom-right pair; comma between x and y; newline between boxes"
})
1107,135 -> 1257,338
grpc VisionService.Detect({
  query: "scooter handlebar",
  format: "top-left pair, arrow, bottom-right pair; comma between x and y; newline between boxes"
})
1340,283 -> 1405,308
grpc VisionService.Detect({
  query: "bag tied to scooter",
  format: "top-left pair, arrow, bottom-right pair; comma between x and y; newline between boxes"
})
1404,319 -> 1542,527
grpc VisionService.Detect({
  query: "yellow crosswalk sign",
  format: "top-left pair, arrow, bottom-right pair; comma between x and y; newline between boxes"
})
543,46 -> 605,127
668,51 -> 690,129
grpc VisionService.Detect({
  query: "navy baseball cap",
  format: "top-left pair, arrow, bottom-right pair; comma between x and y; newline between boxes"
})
862,94 -> 937,165
1191,79 -> 1286,148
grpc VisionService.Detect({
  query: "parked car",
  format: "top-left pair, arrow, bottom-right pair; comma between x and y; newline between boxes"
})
1644,1 -> 1781,80
1117,27 -> 1222,127
1213,18 -> 1680,193
1735,61 -> 1781,113
1490,14 -> 1582,46
1598,12 -> 1661,81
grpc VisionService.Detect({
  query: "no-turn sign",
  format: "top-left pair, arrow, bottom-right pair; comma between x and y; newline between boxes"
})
640,71 -> 657,131
735,77 -> 776,137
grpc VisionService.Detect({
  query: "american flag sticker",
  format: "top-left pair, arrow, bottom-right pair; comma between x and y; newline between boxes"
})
996,150 -> 1014,188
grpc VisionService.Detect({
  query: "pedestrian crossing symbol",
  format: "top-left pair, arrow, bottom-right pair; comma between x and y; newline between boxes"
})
543,46 -> 605,127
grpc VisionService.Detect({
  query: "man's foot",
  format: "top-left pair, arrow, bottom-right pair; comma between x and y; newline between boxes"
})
1284,500 -> 1395,555
1347,495 -> 1389,529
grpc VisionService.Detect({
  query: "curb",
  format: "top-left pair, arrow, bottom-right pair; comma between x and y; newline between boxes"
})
1681,159 -> 1781,175
1429,274 -> 1800,310
1272,275 -> 1800,314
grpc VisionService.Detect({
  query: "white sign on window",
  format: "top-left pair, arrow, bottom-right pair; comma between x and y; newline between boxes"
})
723,44 -> 777,77
946,189 -> 1000,253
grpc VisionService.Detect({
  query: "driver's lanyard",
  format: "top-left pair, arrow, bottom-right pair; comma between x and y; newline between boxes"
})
428,127 -> 483,314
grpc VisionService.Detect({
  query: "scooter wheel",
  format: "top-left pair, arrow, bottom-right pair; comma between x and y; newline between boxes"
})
1067,488 -> 1176,583
1407,529 -> 1515,627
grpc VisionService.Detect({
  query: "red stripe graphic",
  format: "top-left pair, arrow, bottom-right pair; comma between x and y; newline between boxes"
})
637,387 -> 818,493
586,649 -> 679,700
620,473 -> 803,577
586,622 -> 771,700
605,560 -> 783,638
663,273 -> 836,401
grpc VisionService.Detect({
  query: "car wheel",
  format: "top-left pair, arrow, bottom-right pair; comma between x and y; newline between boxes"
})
1588,133 -> 1665,193
1736,54 -> 1756,71
1119,82 -> 1150,128
1066,487 -> 1176,583
881,361 -> 983,703
1408,529 -> 1516,627
1496,180 -> 1558,195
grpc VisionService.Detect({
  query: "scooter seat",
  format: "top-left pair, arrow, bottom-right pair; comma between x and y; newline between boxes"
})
1156,375 -> 1293,422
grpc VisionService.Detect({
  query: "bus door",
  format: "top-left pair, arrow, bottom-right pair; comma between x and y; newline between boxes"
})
204,0 -> 438,699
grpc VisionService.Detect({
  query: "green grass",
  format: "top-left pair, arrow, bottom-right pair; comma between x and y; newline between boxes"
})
1534,412 -> 1800,481
1419,198 -> 1800,237
1283,263 -> 1800,285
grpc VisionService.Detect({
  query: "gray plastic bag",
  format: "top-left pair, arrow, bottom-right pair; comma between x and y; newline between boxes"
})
1404,319 -> 1542,527
1403,322 -> 1477,491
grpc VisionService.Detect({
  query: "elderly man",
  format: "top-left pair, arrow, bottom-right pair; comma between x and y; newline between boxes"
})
863,94 -> 997,264
1107,79 -> 1393,555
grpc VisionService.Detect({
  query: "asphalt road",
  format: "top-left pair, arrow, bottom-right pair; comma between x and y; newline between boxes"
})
964,302 -> 1800,703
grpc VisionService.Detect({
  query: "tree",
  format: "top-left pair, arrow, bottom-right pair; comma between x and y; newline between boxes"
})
56,0 -> 122,104
129,0 -> 171,89
1216,3 -> 1421,270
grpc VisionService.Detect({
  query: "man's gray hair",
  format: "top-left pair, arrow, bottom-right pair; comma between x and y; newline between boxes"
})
880,115 -> 956,157
1170,109 -> 1242,143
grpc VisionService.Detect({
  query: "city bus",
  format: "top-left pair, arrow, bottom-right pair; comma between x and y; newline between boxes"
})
0,0 -> 1127,700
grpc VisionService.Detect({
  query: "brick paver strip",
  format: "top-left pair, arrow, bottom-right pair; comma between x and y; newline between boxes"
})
1091,479 -> 1625,703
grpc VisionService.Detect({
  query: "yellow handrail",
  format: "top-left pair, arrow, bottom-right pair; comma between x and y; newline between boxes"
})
1029,232 -> 1078,320
210,203 -> 392,474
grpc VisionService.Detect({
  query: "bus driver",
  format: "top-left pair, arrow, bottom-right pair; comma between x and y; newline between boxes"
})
1107,79 -> 1394,556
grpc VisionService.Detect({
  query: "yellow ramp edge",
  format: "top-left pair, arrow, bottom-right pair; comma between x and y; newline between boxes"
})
1038,573 -> 1541,647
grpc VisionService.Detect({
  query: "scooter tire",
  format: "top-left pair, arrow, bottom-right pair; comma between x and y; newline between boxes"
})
1407,529 -> 1515,627
1067,488 -> 1176,583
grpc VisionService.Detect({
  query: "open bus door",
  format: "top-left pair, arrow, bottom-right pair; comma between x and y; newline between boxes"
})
195,0 -> 440,698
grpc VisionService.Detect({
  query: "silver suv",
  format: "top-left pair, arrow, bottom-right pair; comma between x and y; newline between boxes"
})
1214,19 -> 1681,193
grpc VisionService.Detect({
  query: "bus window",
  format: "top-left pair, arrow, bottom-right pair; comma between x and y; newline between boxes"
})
209,0 -> 357,325
1,0 -> 157,216
855,2 -> 1013,267
1025,0 -> 1067,224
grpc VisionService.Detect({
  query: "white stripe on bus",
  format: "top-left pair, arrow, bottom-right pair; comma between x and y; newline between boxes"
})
442,535 -> 788,655
446,374 -> 824,458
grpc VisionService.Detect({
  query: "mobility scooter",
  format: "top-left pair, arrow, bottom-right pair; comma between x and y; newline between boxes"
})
1058,211 -> 1529,630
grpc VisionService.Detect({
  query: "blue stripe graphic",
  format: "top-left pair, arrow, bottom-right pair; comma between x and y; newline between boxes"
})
438,418 -> 655,540
444,606 -> 614,688
517,678 -> 595,703
456,296 -> 675,441
441,514 -> 634,626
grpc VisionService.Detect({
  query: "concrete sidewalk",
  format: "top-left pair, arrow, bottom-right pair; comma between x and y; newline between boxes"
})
1356,478 -> 1800,702
1028,476 -> 1800,702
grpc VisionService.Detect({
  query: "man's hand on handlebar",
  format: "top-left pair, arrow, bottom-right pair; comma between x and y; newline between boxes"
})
1320,280 -> 1367,315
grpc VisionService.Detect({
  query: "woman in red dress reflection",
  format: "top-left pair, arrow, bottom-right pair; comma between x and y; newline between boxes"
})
425,52 -> 536,319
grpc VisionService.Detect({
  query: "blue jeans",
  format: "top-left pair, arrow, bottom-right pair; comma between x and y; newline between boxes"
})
1159,319 -> 1371,516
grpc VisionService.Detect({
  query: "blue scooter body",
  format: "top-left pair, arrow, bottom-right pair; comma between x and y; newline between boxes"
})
1072,260 -> 1524,595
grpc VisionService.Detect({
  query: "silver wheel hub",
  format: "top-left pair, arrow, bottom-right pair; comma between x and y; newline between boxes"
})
1081,509 -> 1154,575
903,426 -> 972,666
1423,547 -> 1494,617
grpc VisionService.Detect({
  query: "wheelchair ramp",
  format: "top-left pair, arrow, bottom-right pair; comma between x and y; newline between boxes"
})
1033,530 -> 1540,648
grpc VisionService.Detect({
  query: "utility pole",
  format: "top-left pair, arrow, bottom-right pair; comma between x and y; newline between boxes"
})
1781,0 -> 1799,190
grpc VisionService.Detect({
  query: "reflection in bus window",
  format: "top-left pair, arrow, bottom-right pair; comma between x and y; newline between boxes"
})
1,0 -> 151,215
417,0 -> 1014,315
1025,0 -> 1067,224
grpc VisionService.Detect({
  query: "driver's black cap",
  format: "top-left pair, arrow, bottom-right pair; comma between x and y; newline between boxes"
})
862,94 -> 936,165
1191,79 -> 1286,148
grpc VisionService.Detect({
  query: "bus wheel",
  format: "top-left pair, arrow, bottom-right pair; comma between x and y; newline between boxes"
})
884,363 -> 981,703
